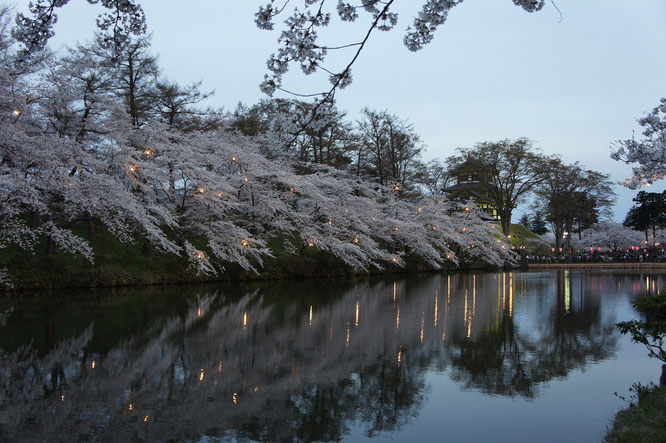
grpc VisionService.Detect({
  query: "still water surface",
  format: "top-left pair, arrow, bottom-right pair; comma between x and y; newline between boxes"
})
0,270 -> 663,442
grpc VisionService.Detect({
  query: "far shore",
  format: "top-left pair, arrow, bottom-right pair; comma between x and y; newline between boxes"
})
527,262 -> 666,270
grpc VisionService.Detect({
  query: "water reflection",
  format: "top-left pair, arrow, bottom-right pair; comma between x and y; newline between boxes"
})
0,271 -> 662,441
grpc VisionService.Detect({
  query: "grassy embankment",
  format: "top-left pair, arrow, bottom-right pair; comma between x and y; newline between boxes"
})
2,220 -> 511,291
605,384 -> 666,442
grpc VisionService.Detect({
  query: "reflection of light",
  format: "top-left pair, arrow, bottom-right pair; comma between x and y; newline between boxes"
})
473,275 -> 476,315
502,273 -> 506,311
129,403 -> 133,411
397,348 -> 402,366
197,307 -> 204,318
355,301 -> 359,327
309,305 -> 313,326
434,290 -> 439,327
472,274 -> 476,315
233,393 -> 238,404
254,386 -> 259,393
91,361 -> 96,369
346,323 -> 350,346
61,394 -> 65,402
144,416 -> 149,422
509,273 -> 514,317
564,270 -> 571,313
420,313 -> 424,343
447,275 -> 451,300
393,281 -> 397,303
243,312 -> 247,329
218,361 -> 223,373
396,306 -> 400,331
199,369 -> 204,382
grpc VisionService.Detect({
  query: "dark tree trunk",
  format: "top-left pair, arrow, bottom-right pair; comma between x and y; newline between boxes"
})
88,217 -> 95,242
46,236 -> 56,256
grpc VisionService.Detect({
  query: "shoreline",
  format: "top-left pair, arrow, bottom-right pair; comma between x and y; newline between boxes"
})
527,262 -> 666,270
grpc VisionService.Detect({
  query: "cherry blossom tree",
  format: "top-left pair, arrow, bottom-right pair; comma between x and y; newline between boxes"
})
1,4 -> 519,287
255,0 -> 549,99
577,222 -> 644,252
611,98 -> 666,189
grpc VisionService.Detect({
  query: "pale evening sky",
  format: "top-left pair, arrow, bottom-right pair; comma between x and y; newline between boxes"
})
16,0 -> 666,221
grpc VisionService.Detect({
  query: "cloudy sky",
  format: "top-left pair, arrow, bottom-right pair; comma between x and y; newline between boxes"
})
18,0 -> 666,220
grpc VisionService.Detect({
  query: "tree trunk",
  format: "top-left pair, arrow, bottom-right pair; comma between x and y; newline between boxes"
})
500,210 -> 512,236
88,217 -> 95,242
46,236 -> 56,256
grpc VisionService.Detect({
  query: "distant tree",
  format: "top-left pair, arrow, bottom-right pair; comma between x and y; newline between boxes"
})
518,213 -> 531,227
446,138 -> 548,236
355,109 -> 424,189
413,159 -> 451,195
80,34 -> 159,127
611,98 -> 666,189
623,191 -> 666,244
530,212 -> 549,236
534,158 -> 615,252
154,79 -> 224,131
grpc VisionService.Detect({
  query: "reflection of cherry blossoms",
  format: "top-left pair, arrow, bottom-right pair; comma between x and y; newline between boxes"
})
0,271 -> 630,441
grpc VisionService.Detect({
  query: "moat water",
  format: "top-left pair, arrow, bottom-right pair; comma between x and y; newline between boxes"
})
0,270 -> 662,442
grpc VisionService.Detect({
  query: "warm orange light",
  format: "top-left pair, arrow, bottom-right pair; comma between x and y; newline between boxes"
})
61,394 -> 65,402
143,415 -> 149,422
128,165 -> 137,173
232,156 -> 237,162
241,239 -> 249,247
129,403 -> 133,411
353,237 -> 359,244
464,207 -> 470,212
144,149 -> 152,156
418,206 -> 423,213
289,187 -> 296,192
91,360 -> 96,369
307,242 -> 314,247
12,109 -> 21,117
218,192 -> 224,197
243,176 -> 249,182
199,369 -> 204,382
233,393 -> 238,404
197,187 -> 205,193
